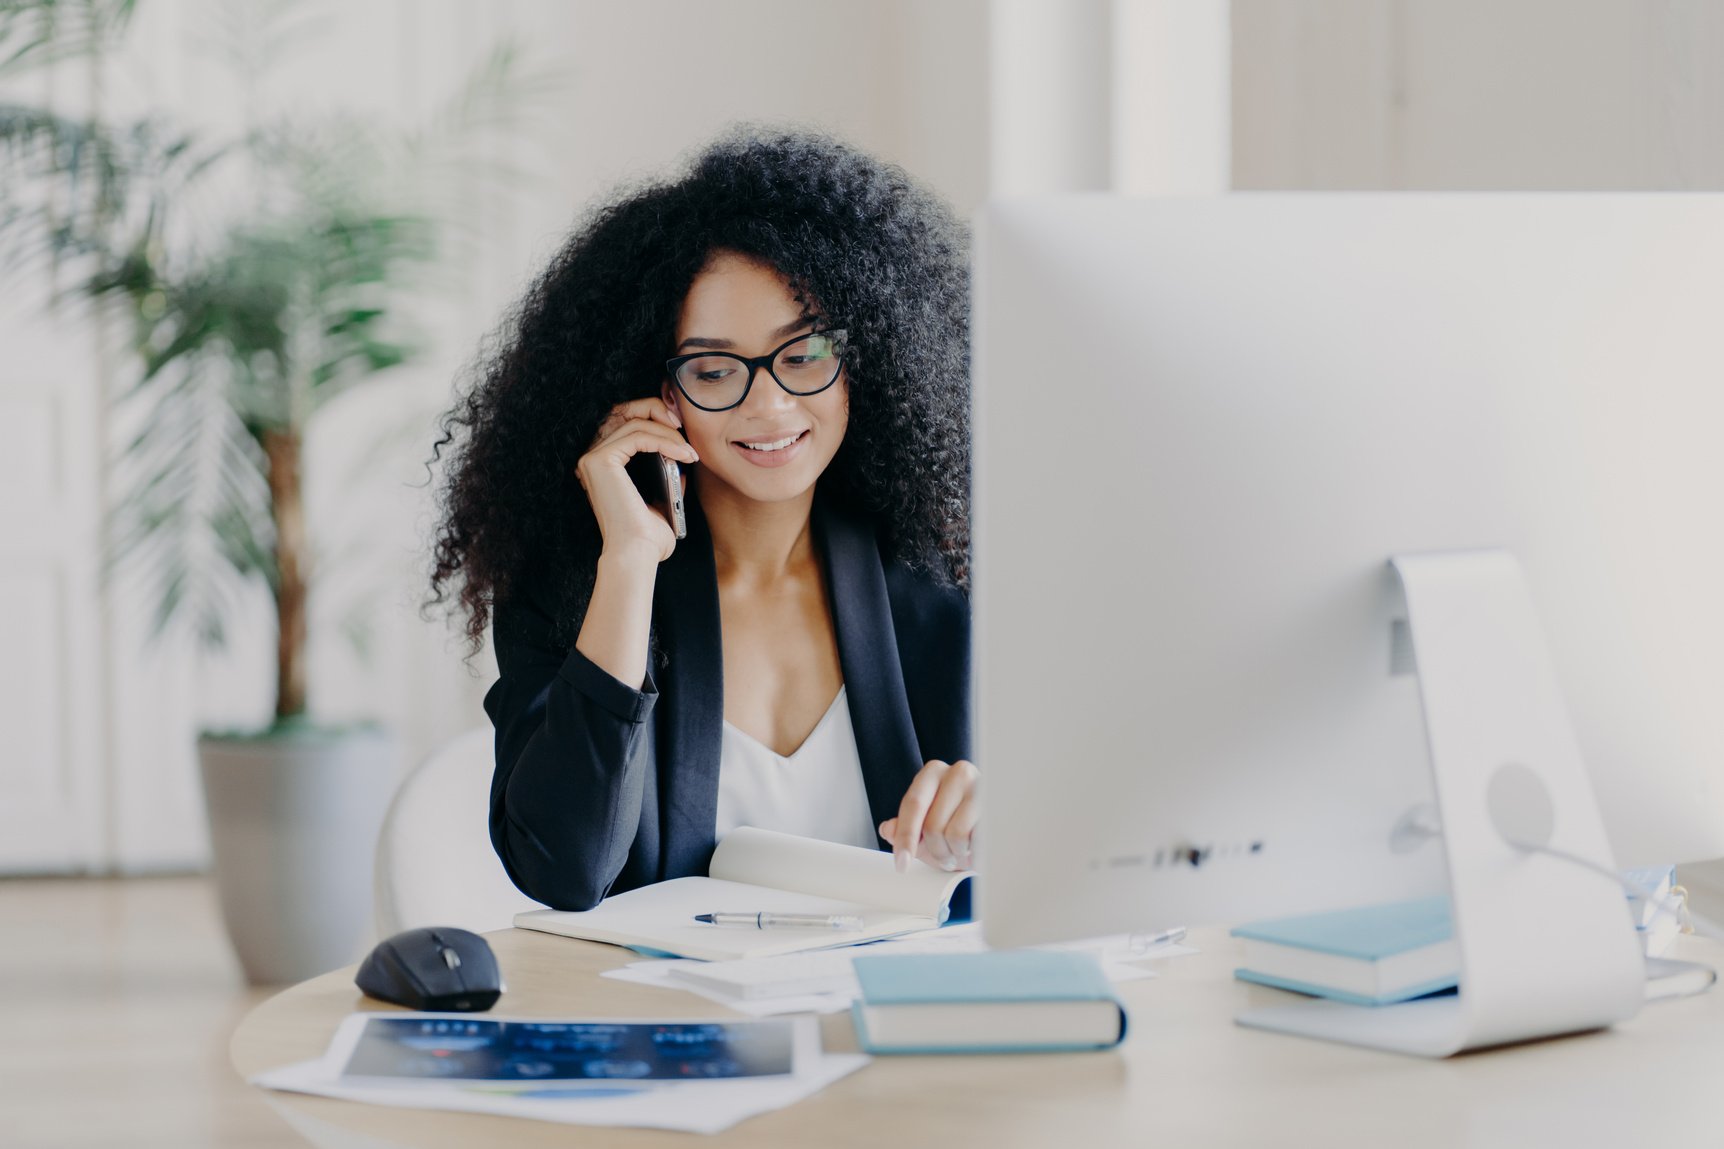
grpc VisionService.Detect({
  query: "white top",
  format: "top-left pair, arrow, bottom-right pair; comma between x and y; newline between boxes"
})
714,686 -> 878,850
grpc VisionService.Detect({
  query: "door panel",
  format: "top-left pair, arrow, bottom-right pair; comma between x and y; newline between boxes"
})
0,308 -> 106,872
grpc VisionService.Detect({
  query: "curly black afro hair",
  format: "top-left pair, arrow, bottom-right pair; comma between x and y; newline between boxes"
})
426,125 -> 971,657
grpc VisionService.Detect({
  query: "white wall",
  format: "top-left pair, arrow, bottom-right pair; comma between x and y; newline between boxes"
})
1114,0 -> 1230,194
988,0 -> 1231,196
1232,0 -> 1724,190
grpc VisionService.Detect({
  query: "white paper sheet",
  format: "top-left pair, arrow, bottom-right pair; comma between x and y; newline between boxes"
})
1046,932 -> 1201,966
602,960 -> 858,1015
250,1014 -> 868,1135
597,924 -> 1196,1016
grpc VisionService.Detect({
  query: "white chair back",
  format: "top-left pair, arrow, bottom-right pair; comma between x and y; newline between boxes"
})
372,726 -> 543,937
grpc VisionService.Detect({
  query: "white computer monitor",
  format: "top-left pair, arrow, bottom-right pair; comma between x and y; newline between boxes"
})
972,195 -> 1724,1054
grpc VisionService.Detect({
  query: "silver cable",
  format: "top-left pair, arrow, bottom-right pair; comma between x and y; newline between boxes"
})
1505,838 -> 1719,1002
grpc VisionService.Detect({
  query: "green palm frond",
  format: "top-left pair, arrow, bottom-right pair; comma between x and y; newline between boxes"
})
0,0 -> 136,77
92,200 -> 439,645
0,104 -> 230,323
103,347 -> 275,646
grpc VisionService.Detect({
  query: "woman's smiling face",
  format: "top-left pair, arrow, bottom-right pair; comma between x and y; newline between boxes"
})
661,250 -> 848,506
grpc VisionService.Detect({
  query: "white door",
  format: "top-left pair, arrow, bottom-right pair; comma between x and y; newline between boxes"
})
0,291 -> 108,872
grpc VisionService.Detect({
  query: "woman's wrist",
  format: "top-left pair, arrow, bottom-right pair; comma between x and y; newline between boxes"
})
578,546 -> 660,690
597,541 -> 663,579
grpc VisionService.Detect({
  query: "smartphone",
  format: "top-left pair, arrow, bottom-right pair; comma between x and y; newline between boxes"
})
626,450 -> 687,539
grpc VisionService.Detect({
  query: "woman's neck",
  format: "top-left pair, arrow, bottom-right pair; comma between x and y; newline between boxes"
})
693,475 -> 818,586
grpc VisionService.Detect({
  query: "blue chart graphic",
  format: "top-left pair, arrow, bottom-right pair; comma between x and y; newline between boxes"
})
341,1017 -> 795,1083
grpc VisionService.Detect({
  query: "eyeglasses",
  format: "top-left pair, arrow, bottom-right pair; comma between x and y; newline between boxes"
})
665,329 -> 848,412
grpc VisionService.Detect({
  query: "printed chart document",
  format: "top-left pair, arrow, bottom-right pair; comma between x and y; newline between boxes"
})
250,1012 -> 868,1136
514,827 -> 974,961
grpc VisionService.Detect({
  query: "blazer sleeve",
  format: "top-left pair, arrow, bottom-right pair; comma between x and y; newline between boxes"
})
482,577 -> 658,911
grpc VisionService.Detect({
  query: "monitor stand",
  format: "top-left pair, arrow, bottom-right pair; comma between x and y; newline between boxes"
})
1236,549 -> 1645,1056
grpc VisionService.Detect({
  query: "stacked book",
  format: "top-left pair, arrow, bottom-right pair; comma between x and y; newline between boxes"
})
1231,896 -> 1458,1006
1623,865 -> 1683,957
1232,866 -> 1682,1005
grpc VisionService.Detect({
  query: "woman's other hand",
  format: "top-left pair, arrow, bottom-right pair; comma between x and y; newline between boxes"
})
879,758 -> 978,874
575,397 -> 699,564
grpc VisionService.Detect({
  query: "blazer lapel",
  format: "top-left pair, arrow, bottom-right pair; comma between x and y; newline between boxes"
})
814,496 -> 926,833
654,492 -> 926,879
653,495 -> 725,880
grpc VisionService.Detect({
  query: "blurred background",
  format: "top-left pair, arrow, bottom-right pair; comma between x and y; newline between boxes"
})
3,0 -> 1723,1145
16,0 -> 1724,881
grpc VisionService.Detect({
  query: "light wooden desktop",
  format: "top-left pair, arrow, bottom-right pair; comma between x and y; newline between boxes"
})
231,925 -> 1724,1149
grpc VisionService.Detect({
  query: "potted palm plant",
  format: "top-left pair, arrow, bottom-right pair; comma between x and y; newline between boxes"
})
0,0 -> 545,982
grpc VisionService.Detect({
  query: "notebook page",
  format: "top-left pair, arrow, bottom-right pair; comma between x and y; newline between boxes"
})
514,877 -> 935,961
710,827 -> 971,918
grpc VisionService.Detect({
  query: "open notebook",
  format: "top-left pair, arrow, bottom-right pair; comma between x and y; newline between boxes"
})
513,827 -> 975,961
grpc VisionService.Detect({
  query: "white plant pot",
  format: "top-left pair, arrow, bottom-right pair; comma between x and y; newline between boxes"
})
198,725 -> 401,985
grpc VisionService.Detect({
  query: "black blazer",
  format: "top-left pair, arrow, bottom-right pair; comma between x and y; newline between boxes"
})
483,494 -> 971,911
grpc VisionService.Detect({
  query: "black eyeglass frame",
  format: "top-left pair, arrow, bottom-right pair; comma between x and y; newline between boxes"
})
664,328 -> 849,412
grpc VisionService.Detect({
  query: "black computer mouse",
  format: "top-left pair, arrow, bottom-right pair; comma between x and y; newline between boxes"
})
355,926 -> 503,1012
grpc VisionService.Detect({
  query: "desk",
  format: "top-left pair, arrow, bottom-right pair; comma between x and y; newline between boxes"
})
232,926 -> 1724,1148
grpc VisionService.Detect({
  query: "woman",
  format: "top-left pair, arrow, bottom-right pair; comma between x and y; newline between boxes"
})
428,127 -> 974,911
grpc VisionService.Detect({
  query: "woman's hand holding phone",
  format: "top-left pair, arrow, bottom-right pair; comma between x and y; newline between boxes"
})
576,397 -> 698,565
573,397 -> 695,689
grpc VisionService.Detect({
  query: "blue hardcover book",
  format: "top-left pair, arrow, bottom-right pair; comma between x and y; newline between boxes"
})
850,951 -> 1128,1054
1230,896 -> 1459,1007
1624,864 -> 1680,955
1622,864 -> 1675,927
